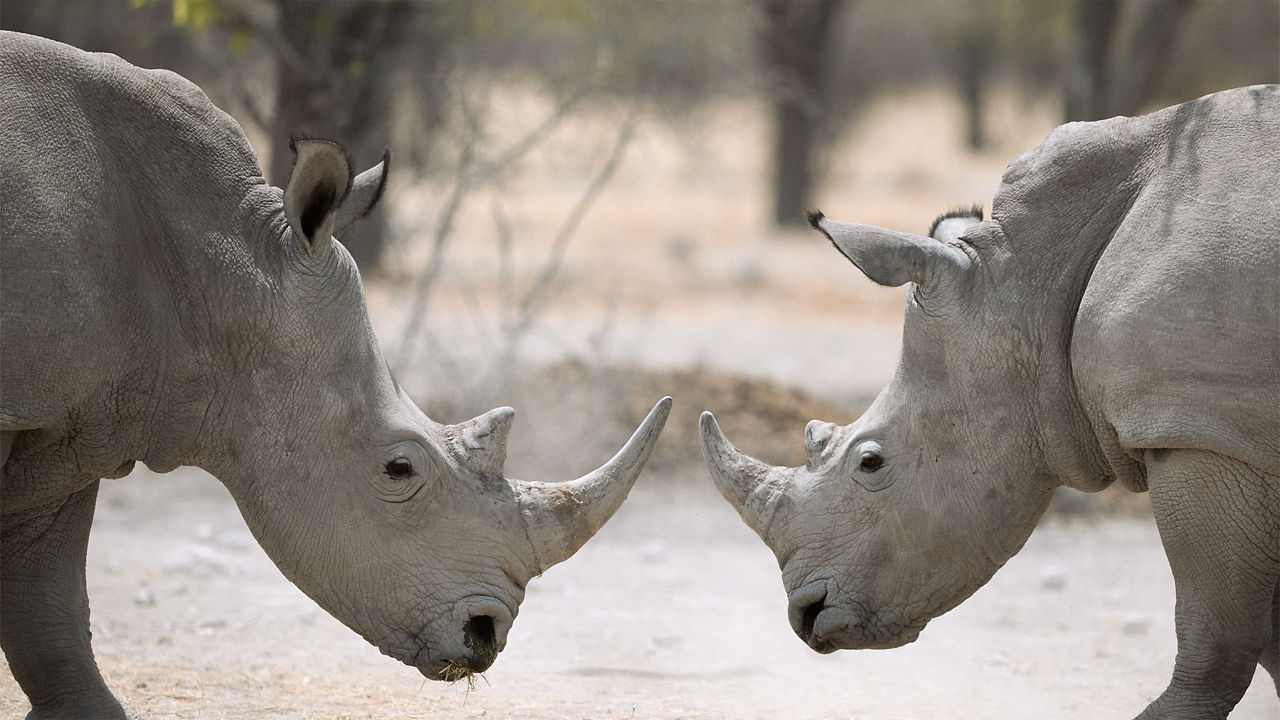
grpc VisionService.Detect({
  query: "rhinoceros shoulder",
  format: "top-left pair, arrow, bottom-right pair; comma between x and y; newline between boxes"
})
1070,86 -> 1280,477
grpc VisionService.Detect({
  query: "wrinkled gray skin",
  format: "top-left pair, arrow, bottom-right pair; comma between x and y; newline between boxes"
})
702,85 -> 1278,719
0,32 -> 671,720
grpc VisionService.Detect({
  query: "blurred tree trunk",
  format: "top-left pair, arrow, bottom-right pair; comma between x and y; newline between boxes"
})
955,4 -> 992,152
266,0 -> 416,273
1065,0 -> 1120,121
959,40 -> 988,151
762,0 -> 846,228
1103,0 -> 1196,117
1065,0 -> 1196,122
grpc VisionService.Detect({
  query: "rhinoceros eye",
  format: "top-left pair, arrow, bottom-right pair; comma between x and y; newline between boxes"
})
384,457 -> 416,481
858,451 -> 884,473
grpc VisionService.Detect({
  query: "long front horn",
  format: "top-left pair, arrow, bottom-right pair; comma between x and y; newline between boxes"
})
699,412 -> 793,543
806,209 -> 968,288
513,396 -> 672,574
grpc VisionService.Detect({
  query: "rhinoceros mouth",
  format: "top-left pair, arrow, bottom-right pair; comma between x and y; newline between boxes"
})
406,639 -> 498,680
415,652 -> 494,682
798,599 -> 928,653
807,618 -> 926,652
400,600 -> 509,680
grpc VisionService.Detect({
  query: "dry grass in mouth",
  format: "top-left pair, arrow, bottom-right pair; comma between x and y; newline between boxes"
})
440,661 -> 488,694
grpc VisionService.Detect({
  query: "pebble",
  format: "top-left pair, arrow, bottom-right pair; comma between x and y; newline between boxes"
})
197,619 -> 227,637
1121,614 -> 1149,635
135,587 -> 156,607
1039,565 -> 1067,591
639,538 -> 666,564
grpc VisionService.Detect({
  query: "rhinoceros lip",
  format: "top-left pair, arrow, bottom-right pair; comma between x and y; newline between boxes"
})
405,623 -> 500,680
802,602 -> 928,652
410,641 -> 472,681
817,616 -> 927,651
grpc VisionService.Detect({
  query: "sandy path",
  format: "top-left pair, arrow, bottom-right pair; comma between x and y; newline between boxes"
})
3,466 -> 1273,719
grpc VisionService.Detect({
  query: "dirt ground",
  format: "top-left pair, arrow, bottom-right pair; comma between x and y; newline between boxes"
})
3,87 -> 1276,718
0,465 -> 1275,719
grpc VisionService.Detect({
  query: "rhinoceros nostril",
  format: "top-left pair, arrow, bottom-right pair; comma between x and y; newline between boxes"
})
800,598 -> 825,641
463,614 -> 497,657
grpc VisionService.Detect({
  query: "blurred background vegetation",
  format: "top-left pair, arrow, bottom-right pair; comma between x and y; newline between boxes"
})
6,0 -> 1275,253
4,1 -> 1277,489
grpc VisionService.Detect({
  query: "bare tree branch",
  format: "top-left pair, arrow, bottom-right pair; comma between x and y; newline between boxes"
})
394,102 -> 483,368
219,0 -> 309,78
490,199 -> 516,334
393,82 -> 602,368
501,108 -> 640,355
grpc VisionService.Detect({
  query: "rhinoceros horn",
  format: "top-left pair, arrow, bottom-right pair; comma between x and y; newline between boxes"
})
510,396 -> 672,574
806,209 -> 969,288
699,412 -> 793,544
448,405 -> 517,479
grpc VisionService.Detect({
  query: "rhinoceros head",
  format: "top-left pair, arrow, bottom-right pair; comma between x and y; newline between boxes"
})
218,140 -> 670,680
700,208 -> 1057,653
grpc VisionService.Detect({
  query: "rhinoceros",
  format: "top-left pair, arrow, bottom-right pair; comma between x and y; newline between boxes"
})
0,31 -> 671,719
701,85 -> 1278,719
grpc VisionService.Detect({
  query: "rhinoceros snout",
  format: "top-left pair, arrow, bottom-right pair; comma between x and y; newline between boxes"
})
786,581 -> 925,653
786,581 -> 839,654
411,597 -> 515,680
457,597 -> 513,670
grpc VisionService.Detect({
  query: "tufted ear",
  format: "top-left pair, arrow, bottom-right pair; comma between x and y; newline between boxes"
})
333,149 -> 390,239
928,205 -> 984,244
806,209 -> 969,288
284,139 -> 352,249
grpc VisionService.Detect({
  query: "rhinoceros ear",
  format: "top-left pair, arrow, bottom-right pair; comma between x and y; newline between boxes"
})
284,139 -> 352,249
928,205 -> 984,244
333,149 -> 390,239
806,210 -> 969,288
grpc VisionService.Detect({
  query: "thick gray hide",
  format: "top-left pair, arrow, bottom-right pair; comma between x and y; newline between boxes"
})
702,86 -> 1279,720
0,32 -> 670,720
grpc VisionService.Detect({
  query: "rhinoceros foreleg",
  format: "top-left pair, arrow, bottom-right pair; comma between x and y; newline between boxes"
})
1262,580 -> 1280,693
1,480 -> 128,720
1138,449 -> 1279,720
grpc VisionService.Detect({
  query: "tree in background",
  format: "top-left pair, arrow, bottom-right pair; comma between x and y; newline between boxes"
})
1064,0 -> 1197,121
4,0 -> 456,273
187,0 -> 455,273
760,0 -> 847,228
950,3 -> 994,151
4,0 -> 1274,240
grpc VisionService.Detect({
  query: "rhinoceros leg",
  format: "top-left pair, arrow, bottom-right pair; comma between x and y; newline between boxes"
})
1,481 -> 128,720
1263,581 -> 1280,693
1,431 -> 14,468
1138,449 -> 1279,720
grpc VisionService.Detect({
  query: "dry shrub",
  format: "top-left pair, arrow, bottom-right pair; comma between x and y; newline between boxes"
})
427,359 -> 1153,518
422,359 -> 865,482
